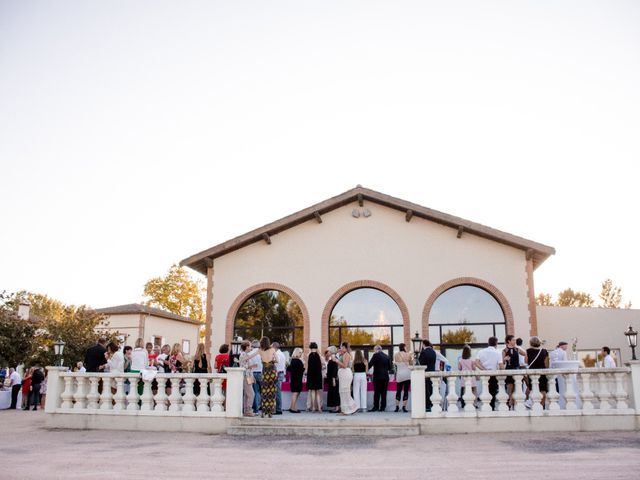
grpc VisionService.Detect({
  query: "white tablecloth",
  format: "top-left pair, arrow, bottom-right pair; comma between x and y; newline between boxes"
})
0,389 -> 21,409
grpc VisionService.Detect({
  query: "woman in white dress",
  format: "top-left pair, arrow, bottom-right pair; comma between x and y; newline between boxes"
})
336,341 -> 358,415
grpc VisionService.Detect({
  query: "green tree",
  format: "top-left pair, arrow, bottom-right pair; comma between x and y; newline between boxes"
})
235,291 -> 303,346
0,291 -> 121,368
535,293 -> 553,306
441,326 -> 476,344
555,288 -> 594,307
0,292 -> 38,366
143,264 -> 205,321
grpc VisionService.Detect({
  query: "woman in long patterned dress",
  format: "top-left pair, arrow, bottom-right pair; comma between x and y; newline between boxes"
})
259,336 -> 277,418
336,342 -> 358,415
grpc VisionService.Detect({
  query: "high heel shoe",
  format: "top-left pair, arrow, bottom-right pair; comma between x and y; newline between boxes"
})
394,406 -> 400,412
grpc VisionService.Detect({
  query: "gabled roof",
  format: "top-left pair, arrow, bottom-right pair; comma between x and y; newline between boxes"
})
96,303 -> 202,325
181,186 -> 555,275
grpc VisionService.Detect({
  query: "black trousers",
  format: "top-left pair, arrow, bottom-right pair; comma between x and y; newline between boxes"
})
373,377 -> 389,411
425,379 -> 433,411
30,383 -> 41,408
396,380 -> 410,402
10,384 -> 21,409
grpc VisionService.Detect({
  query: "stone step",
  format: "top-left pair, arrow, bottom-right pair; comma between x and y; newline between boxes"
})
227,425 -> 420,436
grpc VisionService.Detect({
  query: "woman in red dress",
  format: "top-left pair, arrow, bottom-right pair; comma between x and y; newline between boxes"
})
215,344 -> 230,391
21,368 -> 32,410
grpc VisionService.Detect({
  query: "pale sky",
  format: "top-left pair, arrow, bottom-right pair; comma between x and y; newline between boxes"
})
1,1 -> 638,309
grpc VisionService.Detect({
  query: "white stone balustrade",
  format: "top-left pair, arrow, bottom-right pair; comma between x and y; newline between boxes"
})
46,369 -> 245,418
410,366 -> 635,419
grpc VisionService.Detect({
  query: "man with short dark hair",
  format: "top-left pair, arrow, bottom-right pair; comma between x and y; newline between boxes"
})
475,336 -> 504,410
85,337 -> 108,373
368,345 -> 391,412
30,366 -> 45,410
418,340 -> 437,412
601,346 -> 616,368
8,367 -> 21,409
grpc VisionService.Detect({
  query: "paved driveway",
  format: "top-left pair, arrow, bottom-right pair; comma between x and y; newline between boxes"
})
2,410 -> 640,479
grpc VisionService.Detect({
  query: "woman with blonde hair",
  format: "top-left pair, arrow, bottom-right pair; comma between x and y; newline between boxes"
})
192,343 -> 208,396
336,342 -> 358,415
394,343 -> 413,412
286,347 -> 305,413
169,343 -> 185,373
258,337 -> 277,417
239,340 -> 259,416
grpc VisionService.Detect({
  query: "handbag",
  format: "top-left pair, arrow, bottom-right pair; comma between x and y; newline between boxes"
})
246,374 -> 255,385
395,363 -> 411,383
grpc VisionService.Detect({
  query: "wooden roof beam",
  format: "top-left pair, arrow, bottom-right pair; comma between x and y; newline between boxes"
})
262,233 -> 271,245
357,193 -> 364,206
405,210 -> 414,222
457,226 -> 464,238
313,211 -> 322,223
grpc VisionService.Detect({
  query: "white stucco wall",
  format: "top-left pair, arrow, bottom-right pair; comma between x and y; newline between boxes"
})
210,201 -> 532,350
102,314 -> 200,352
537,305 -> 639,363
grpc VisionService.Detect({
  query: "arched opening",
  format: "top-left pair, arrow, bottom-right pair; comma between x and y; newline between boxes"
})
328,287 -> 404,360
427,284 -> 507,369
233,289 -> 304,354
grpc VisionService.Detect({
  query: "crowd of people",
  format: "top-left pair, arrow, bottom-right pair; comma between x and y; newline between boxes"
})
3,334 -> 617,415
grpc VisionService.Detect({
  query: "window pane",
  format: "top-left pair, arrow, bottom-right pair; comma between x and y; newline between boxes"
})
392,326 -> 404,345
494,324 -> 506,340
341,326 -> 393,346
429,285 -> 505,325
330,288 -> 402,327
329,327 -> 341,346
429,326 -> 440,344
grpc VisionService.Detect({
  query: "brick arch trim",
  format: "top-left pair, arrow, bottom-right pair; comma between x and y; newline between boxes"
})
225,283 -> 310,349
321,280 -> 411,350
421,277 -> 514,341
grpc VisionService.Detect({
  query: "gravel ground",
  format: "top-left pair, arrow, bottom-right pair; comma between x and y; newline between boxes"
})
2,410 -> 640,479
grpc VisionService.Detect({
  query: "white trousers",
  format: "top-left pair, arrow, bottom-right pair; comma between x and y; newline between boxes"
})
353,372 -> 368,410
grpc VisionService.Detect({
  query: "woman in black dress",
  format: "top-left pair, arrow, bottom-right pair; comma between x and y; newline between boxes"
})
306,342 -> 323,412
287,348 -> 305,413
325,346 -> 340,413
192,343 -> 208,396
526,336 -> 549,408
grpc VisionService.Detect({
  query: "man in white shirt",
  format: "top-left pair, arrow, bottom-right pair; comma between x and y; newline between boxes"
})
8,368 -> 22,409
272,342 -> 287,415
549,341 -> 569,368
601,346 -> 616,368
475,336 -> 504,410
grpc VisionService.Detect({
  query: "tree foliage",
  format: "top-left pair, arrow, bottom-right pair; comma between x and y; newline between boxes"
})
0,291 -> 120,368
235,290 -> 303,346
555,288 -> 595,307
535,293 -> 553,306
143,264 -> 205,321
598,278 -> 631,309
441,326 -> 476,344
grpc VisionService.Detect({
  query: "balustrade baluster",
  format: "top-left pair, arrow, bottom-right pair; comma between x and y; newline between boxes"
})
564,373 -> 578,410
546,374 -> 560,411
513,373 -> 527,412
445,376 -> 459,415
596,373 -> 613,410
99,377 -> 113,410
496,375 -> 509,412
73,376 -> 87,410
478,376 -> 492,412
168,375 -> 182,411
126,374 -> 140,411
140,378 -> 154,411
113,376 -> 126,411
462,375 -> 476,413
60,375 -> 74,409
528,374 -> 543,414
211,378 -> 225,412
580,373 -> 595,410
182,377 -> 196,412
87,377 -> 100,410
614,372 -> 629,410
196,378 -> 211,412
154,377 -> 168,411
429,376 -> 443,414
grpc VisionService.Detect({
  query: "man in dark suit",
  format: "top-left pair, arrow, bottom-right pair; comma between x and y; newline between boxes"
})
84,337 -> 108,373
367,345 -> 391,412
418,339 -> 437,412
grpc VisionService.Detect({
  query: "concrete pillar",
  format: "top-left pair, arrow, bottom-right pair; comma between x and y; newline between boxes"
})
410,366 -> 426,419
44,366 -> 68,413
625,360 -> 640,411
225,367 -> 245,418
